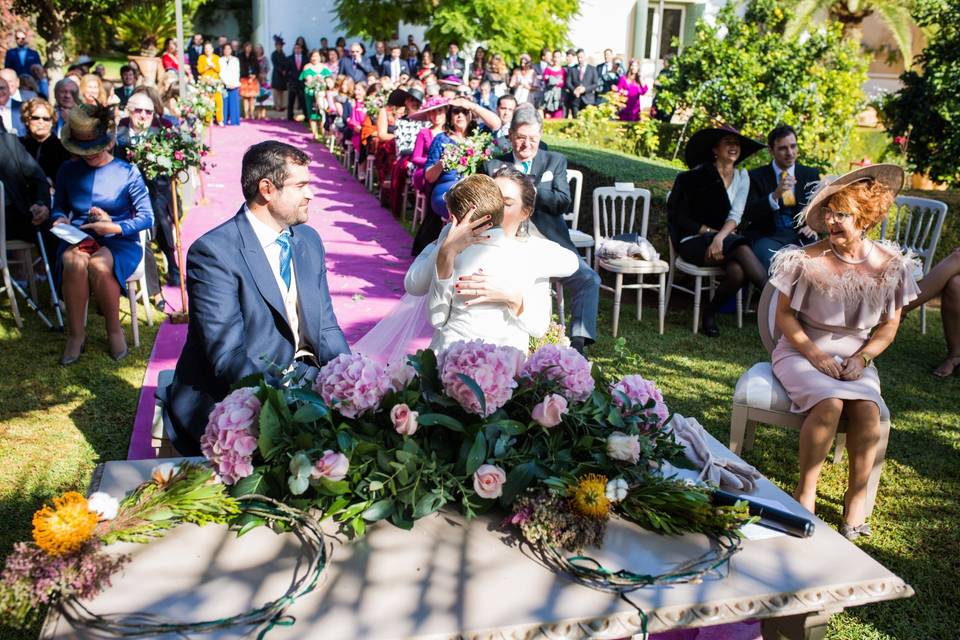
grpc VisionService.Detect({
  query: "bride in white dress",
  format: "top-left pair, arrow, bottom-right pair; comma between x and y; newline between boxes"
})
353,168 -> 578,360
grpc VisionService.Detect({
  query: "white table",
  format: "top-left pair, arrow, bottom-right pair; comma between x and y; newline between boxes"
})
42,433 -> 912,639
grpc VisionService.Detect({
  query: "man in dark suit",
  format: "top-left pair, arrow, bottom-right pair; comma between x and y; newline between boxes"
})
4,30 -> 43,77
382,45 -> 411,83
0,130 -> 50,248
483,105 -> 600,355
0,77 -> 25,136
164,141 -> 350,454
186,33 -> 205,78
114,65 -> 137,109
286,42 -> 306,120
743,124 -> 821,271
564,49 -> 600,118
439,42 -> 466,80
339,42 -> 373,83
368,40 -> 387,75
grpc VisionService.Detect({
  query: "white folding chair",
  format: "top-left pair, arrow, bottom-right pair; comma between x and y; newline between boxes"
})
592,186 -> 669,336
344,140 -> 355,173
412,190 -> 427,234
364,156 -> 376,192
0,182 -> 55,328
881,195 -> 949,333
124,229 -> 154,348
666,235 -> 743,334
554,169 -> 593,321
729,282 -> 890,518
0,182 -> 23,328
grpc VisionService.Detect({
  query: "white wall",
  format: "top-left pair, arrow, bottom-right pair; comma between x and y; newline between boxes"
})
566,0 -> 638,62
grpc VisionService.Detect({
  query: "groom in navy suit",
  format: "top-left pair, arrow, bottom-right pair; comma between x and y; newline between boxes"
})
164,141 -> 349,454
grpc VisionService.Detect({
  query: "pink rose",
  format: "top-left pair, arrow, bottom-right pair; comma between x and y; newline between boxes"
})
173,150 -> 184,161
473,464 -> 507,499
459,156 -> 468,165
311,450 -> 349,482
390,403 -> 419,436
531,393 -> 568,428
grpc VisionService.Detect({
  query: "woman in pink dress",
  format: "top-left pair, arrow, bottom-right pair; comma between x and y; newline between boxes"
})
616,59 -> 648,121
408,96 -> 447,192
541,50 -> 566,119
770,165 -> 918,540
346,81 -> 368,154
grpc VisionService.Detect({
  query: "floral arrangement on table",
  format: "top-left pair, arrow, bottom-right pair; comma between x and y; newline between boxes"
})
441,131 -> 495,175
125,122 -> 210,182
530,320 -> 570,352
201,340 -> 752,562
0,463 -> 239,629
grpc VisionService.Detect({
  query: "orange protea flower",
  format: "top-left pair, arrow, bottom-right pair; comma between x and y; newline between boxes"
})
32,492 -> 98,556
570,474 -> 610,519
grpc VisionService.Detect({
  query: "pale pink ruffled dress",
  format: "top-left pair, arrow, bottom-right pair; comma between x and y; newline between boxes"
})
769,242 -> 919,414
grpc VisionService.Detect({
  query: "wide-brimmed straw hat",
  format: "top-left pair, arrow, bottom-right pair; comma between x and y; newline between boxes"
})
800,163 -> 905,234
683,124 -> 764,169
60,102 -> 116,156
409,96 -> 449,120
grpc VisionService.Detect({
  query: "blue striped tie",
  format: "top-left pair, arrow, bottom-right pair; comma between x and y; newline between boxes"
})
276,231 -> 292,290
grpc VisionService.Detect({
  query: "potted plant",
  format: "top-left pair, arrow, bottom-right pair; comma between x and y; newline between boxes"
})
128,35 -> 162,87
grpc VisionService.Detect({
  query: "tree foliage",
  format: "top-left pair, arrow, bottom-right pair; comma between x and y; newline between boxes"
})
11,0 -> 124,75
333,0 -> 579,60
107,0 -> 208,54
655,0 -> 868,170
786,0 -> 916,68
880,0 -> 960,184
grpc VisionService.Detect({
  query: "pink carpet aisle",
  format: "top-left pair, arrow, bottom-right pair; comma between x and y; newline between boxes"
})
126,121 -> 414,459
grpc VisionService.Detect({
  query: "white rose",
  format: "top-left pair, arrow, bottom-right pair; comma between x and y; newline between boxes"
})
87,491 -> 120,520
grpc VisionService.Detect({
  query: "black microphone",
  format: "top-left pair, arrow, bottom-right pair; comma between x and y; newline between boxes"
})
712,489 -> 815,538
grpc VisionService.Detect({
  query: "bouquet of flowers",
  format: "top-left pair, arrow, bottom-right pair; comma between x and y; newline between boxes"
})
125,123 -> 209,181
200,340 -> 752,554
363,91 -> 387,121
441,131 -> 495,175
303,73 -> 326,93
0,463 -> 238,629
197,74 -> 225,95
178,86 -> 216,126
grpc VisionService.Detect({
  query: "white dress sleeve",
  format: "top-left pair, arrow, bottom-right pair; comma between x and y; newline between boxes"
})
427,259 -> 455,329
726,168 -> 750,226
511,238 -> 579,338
404,224 -> 450,296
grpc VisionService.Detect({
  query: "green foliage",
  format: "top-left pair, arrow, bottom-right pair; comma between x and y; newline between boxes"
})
880,0 -> 960,185
655,0 -> 869,171
548,92 -> 663,159
107,0 -> 208,55
332,0 -> 579,61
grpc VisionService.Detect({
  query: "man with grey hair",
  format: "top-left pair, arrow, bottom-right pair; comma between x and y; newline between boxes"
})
483,104 -> 600,355
0,76 -> 25,136
52,77 -> 79,137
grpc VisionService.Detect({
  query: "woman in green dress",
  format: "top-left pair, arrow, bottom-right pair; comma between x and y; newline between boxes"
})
299,48 -> 331,140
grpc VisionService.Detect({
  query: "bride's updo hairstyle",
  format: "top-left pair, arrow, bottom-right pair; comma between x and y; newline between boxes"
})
445,174 -> 504,226
492,166 -> 537,214
824,178 -> 895,232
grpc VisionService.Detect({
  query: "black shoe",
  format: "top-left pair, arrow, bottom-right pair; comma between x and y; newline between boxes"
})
701,310 -> 720,338
570,336 -> 587,356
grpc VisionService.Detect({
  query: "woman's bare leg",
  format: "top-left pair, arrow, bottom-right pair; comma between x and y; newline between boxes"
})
87,247 -> 125,356
934,273 -> 960,376
841,400 -> 881,526
905,248 -> 960,311
795,398 -> 844,513
61,246 -> 90,359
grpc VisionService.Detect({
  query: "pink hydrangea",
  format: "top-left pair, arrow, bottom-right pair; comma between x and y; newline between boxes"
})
313,353 -> 393,418
610,374 -> 669,427
520,345 -> 595,402
439,340 -> 524,417
200,387 -> 261,485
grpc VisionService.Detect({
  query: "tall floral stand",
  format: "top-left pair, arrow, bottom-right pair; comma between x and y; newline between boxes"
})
170,176 -> 189,324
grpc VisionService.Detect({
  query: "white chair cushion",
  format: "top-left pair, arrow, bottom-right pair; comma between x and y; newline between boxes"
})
598,257 -> 669,273
569,229 -> 594,248
734,361 -> 890,420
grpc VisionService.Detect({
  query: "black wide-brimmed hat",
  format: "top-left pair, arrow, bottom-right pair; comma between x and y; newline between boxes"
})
67,55 -> 96,72
683,125 -> 764,168
387,87 -> 423,107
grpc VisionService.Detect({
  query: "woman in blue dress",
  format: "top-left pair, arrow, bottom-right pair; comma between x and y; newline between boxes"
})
410,96 -> 500,256
52,103 -> 153,364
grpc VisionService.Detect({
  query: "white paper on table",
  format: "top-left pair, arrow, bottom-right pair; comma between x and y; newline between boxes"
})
49,224 -> 91,245
740,495 -> 790,540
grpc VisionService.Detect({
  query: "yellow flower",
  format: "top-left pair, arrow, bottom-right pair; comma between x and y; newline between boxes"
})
32,492 -> 98,556
570,474 -> 610,519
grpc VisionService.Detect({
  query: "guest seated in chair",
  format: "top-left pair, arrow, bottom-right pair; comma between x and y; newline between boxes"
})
903,248 -> 960,378
52,103 -> 154,364
769,164 -> 918,540
743,124 -> 821,272
667,125 -> 770,337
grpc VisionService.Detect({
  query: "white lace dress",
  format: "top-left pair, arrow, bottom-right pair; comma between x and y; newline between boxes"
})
769,242 -> 919,413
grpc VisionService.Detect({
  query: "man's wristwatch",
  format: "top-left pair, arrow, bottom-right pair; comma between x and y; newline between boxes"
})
859,352 -> 873,367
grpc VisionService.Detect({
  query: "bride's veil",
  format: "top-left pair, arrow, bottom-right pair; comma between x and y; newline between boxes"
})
351,293 -> 434,364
